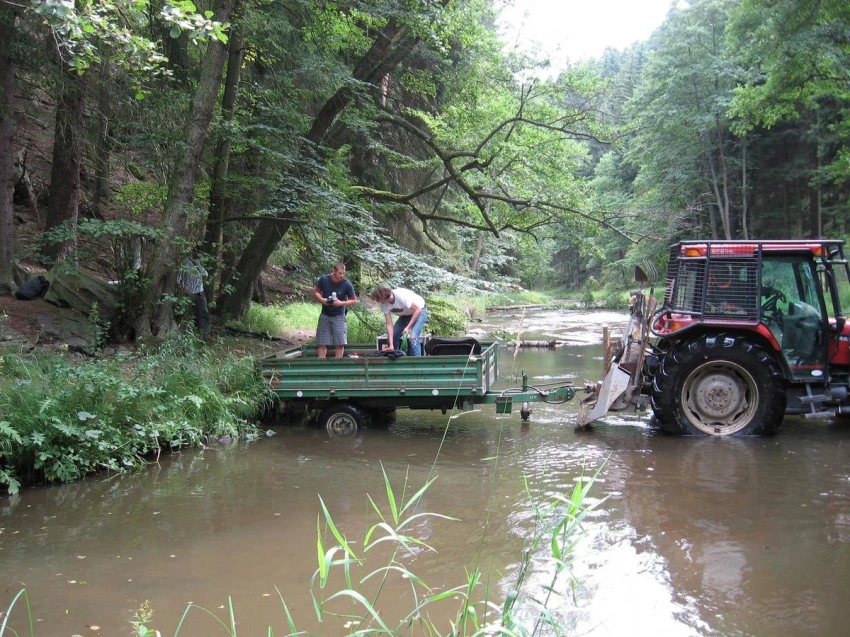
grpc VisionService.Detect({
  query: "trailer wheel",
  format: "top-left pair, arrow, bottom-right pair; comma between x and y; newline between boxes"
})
319,403 -> 371,437
650,334 -> 786,436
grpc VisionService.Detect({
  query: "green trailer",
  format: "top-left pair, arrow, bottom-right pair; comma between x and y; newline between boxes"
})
260,339 -> 577,435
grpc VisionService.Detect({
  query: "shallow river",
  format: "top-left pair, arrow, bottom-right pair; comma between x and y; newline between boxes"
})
2,309 -> 850,636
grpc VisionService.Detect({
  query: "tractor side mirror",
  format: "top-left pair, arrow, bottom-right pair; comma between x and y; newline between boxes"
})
635,266 -> 648,284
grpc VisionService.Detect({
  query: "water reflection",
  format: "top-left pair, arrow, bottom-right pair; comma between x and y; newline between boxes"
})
609,432 -> 850,636
2,309 -> 850,636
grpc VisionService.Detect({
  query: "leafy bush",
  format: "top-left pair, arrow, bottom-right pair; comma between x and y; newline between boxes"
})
599,289 -> 627,310
346,305 -> 386,342
0,333 -> 271,494
423,296 -> 469,336
36,219 -> 163,339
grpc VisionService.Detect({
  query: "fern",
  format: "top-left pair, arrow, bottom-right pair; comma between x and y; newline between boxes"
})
0,420 -> 22,447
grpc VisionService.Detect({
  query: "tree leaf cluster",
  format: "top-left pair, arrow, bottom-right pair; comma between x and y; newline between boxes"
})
2,0 -> 849,329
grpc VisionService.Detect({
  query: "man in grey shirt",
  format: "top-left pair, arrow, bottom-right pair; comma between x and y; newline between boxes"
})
177,254 -> 211,339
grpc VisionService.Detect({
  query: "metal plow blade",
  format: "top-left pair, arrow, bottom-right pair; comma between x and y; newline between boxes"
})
576,290 -> 656,429
577,364 -> 635,426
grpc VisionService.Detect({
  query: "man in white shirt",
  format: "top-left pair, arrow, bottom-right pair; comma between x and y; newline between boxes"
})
369,285 -> 428,356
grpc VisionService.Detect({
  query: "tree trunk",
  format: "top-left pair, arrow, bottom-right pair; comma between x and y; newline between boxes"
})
714,122 -> 732,239
220,217 -> 291,318
0,2 -> 17,294
809,137 -> 821,238
203,0 -> 245,295
471,233 -> 484,273
251,275 -> 265,304
794,181 -> 803,238
14,149 -> 40,223
43,66 -> 84,264
219,162 -> 246,288
740,136 -> 748,240
92,66 -> 112,221
700,152 -> 720,239
217,3 -> 450,318
136,0 -> 238,340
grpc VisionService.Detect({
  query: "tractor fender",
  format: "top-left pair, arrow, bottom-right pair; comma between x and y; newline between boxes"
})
654,324 -> 790,381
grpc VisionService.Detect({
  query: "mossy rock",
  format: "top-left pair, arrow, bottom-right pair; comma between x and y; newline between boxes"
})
44,266 -> 119,318
0,324 -> 35,354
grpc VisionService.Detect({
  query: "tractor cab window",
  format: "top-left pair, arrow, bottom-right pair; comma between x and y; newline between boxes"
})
704,259 -> 759,318
761,257 -> 825,380
827,256 -> 850,321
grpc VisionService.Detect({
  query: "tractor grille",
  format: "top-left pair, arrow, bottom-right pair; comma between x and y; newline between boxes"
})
664,244 -> 680,305
665,243 -> 761,323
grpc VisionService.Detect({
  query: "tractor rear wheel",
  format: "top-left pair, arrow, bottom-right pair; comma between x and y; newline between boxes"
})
650,334 -> 786,436
319,403 -> 371,437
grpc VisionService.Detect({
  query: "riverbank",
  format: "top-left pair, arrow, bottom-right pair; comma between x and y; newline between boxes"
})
0,286 -> 608,495
0,291 -> 472,494
0,327 -> 273,494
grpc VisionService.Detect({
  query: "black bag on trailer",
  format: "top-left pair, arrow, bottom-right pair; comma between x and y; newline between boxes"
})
14,276 -> 49,301
424,337 -> 481,356
366,349 -> 407,360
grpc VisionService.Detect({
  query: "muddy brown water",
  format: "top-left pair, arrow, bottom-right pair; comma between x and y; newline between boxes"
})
2,309 -> 850,636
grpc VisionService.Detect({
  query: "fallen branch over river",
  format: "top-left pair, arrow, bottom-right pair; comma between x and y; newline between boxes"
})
486,304 -> 544,311
515,340 -> 562,348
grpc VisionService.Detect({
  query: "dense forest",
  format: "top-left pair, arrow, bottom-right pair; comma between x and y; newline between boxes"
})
0,0 -> 847,340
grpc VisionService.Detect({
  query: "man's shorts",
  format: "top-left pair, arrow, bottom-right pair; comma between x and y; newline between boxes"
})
316,313 -> 347,346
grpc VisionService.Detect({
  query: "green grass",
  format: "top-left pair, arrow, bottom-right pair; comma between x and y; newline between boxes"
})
484,289 -> 552,307
425,291 -> 553,324
232,298 -> 471,344
346,305 -> 387,342
583,288 -> 630,310
232,302 -> 386,343
234,302 -> 320,336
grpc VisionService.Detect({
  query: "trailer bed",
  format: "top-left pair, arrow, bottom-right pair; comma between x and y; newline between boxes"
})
262,341 -> 498,410
260,340 -> 577,435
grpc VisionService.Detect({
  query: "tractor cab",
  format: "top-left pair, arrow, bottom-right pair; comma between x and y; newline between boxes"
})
579,240 -> 850,435
761,255 -> 829,381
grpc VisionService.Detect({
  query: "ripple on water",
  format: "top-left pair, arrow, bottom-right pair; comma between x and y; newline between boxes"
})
498,525 -> 705,637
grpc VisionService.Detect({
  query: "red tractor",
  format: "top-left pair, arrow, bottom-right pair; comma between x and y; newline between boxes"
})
579,240 -> 850,435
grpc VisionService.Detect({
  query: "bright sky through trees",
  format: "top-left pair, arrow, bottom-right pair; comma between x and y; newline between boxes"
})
498,0 -> 676,65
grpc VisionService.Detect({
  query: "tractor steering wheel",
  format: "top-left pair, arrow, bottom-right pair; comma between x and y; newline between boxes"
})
761,290 -> 786,327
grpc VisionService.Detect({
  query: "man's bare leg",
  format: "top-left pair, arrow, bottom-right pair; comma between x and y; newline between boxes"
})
334,345 -> 345,358
317,345 -> 327,359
